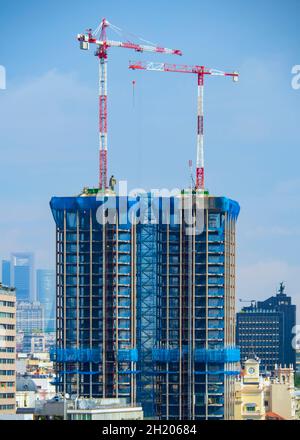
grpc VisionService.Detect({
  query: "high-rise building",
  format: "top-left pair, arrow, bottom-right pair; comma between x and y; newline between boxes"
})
10,253 -> 35,302
16,302 -> 44,336
0,284 -> 16,415
1,260 -> 11,286
36,269 -> 55,333
50,190 -> 240,420
236,283 -> 296,371
50,191 -> 148,406
154,195 -> 240,420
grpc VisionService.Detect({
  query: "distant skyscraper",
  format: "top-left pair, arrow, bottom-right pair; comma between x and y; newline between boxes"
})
10,253 -> 34,302
36,269 -> 55,333
1,260 -> 11,286
16,301 -> 44,336
236,283 -> 296,371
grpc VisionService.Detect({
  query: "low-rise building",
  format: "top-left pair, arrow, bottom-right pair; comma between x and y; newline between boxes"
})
16,351 -> 54,376
16,377 -> 37,414
234,359 -> 265,420
294,390 -> 300,419
16,301 -> 44,336
66,398 -> 143,420
234,358 -> 296,420
23,333 -> 46,353
32,375 -> 56,401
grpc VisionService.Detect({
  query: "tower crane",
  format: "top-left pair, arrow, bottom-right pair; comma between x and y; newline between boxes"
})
129,61 -> 239,191
77,19 -> 182,191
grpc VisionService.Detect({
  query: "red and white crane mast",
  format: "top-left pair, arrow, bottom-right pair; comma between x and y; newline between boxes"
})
78,19 -> 182,190
129,61 -> 239,191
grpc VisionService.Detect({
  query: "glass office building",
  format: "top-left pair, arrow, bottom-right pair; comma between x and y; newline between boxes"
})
10,253 -> 34,302
37,269 -> 56,333
16,301 -> 44,335
237,284 -> 296,371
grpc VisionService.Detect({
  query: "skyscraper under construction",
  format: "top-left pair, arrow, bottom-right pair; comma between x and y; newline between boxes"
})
50,190 -> 240,419
49,17 -> 242,419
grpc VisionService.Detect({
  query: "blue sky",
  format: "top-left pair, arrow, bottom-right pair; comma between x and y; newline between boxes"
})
0,0 -> 300,311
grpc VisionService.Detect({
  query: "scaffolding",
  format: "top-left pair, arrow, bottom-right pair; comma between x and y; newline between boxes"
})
136,194 -> 158,417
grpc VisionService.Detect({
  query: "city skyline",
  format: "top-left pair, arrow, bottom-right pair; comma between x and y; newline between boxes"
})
0,0 -> 299,424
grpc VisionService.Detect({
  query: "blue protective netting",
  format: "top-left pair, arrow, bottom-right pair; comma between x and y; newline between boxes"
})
152,347 -> 240,363
61,370 -> 100,375
194,348 -> 240,363
50,195 -> 240,229
117,349 -> 138,362
152,348 -> 181,362
50,348 -> 101,363
194,370 -> 240,376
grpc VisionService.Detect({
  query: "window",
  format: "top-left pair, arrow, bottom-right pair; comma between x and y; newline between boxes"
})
0,312 -> 14,318
0,404 -> 14,410
0,393 -> 14,399
0,324 -> 15,330
0,359 -> 14,364
0,370 -> 15,376
245,403 -> 256,412
0,301 -> 14,308
208,214 -> 221,229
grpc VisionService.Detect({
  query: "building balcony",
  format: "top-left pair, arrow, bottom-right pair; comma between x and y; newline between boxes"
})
242,410 -> 263,418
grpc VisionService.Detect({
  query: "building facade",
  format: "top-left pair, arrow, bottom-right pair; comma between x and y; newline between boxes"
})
37,269 -> 55,333
0,284 -> 16,415
15,377 -> 37,414
50,190 -> 240,420
66,398 -> 143,420
16,302 -> 44,336
22,333 -> 46,353
236,283 -> 296,371
234,358 -> 296,420
154,195 -> 240,420
10,253 -> 35,302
